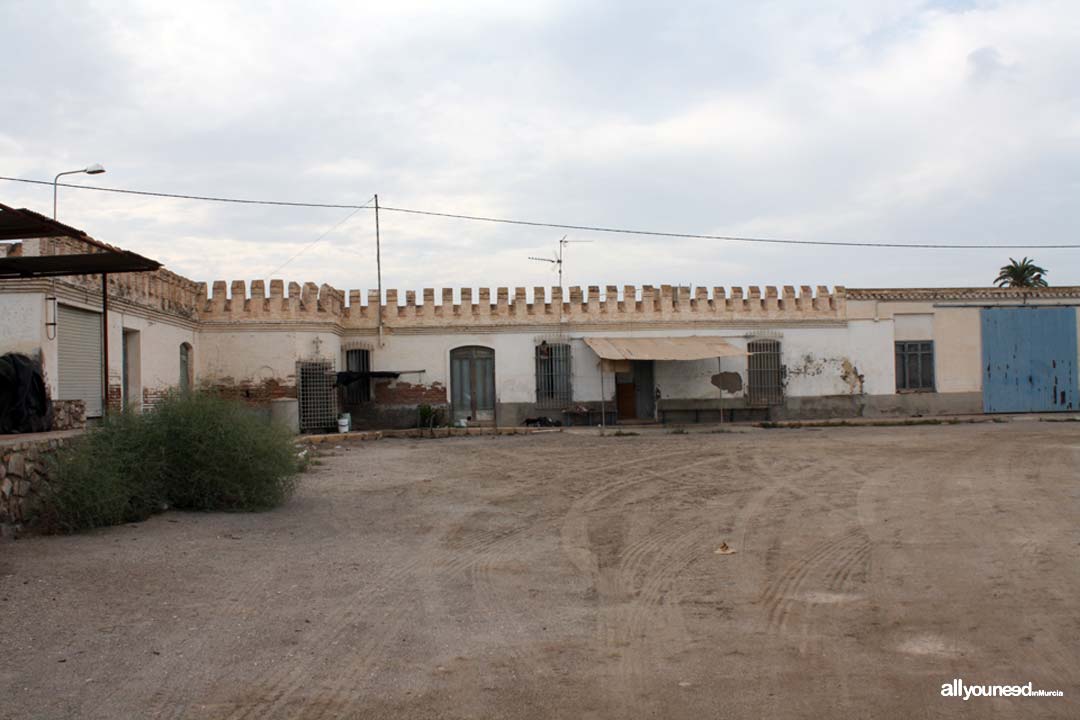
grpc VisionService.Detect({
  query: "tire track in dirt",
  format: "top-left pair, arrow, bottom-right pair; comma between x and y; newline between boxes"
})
143,548 -> 321,720
759,530 -> 866,623
945,433 -> 1080,689
561,446 -> 739,712
462,440 -> 736,697
588,517 -> 710,714
269,525 -> 536,720
559,445 -> 736,579
205,520 -> 528,720
613,525 -> 712,686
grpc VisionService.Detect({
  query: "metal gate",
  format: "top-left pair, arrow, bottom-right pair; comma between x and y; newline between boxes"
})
57,304 -> 103,417
747,339 -> 784,407
297,359 -> 338,432
981,307 -> 1078,413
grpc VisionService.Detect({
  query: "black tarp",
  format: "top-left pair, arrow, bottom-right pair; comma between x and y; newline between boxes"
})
335,370 -> 401,387
0,353 -> 52,434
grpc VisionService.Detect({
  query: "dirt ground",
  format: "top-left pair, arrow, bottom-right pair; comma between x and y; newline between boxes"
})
1,421 -> 1078,719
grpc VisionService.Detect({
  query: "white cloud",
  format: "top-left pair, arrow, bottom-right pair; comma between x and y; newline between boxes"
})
2,0 -> 1079,291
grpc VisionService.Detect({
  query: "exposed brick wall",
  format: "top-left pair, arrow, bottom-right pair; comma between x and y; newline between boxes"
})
142,387 -> 172,409
107,384 -> 123,414
373,380 -> 447,405
208,378 -> 297,405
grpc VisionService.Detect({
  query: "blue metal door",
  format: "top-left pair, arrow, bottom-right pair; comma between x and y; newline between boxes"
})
981,307 -> 1078,413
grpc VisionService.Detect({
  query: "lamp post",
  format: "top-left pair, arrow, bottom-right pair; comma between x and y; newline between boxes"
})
53,163 -> 105,219
52,163 -> 107,413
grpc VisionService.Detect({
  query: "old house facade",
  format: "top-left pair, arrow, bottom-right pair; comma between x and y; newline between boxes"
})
3,228 -> 1079,432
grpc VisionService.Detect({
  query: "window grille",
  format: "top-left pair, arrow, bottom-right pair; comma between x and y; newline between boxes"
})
895,341 -> 935,391
747,339 -> 784,407
345,349 -> 371,403
535,342 -> 572,408
297,359 -> 338,433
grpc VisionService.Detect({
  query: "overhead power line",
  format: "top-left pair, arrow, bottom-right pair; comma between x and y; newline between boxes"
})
0,175 -> 366,209
375,205 -> 1080,249
1,174 -> 1077,249
263,197 -> 374,278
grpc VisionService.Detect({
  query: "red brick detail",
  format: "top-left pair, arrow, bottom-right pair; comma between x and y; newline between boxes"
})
208,378 -> 297,405
142,387 -> 172,408
107,384 -> 123,413
373,380 -> 446,405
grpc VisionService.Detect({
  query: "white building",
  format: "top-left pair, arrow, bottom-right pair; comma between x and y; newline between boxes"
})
2,216 -> 1078,433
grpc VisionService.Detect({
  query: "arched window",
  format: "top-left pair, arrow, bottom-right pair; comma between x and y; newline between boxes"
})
179,342 -> 193,392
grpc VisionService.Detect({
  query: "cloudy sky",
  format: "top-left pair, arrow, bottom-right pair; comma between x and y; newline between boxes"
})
3,0 -> 1079,298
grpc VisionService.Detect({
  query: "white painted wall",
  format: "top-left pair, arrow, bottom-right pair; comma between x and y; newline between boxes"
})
361,324 -> 894,406
368,332 -> 540,404
0,293 -> 44,357
112,311 -> 197,406
933,308 -> 982,393
198,330 -> 342,385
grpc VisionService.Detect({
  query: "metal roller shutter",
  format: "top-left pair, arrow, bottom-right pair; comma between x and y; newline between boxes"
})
57,304 -> 103,417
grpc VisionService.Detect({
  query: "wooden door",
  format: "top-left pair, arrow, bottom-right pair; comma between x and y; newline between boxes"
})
616,381 -> 636,419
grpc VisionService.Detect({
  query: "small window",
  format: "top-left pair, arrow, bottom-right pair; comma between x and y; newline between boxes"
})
895,341 -> 934,391
345,349 -> 371,403
535,342 -> 572,408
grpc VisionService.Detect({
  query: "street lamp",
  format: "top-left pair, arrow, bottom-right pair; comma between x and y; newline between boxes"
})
53,163 -> 105,219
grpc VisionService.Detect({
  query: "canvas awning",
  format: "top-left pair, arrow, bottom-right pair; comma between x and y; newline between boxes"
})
583,336 -> 745,361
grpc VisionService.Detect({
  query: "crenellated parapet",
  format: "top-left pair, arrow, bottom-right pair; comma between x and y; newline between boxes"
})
37,236 -> 202,319
197,281 -> 847,329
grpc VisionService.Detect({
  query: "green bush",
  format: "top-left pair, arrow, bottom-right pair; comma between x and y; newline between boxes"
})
41,411 -> 165,533
41,393 -> 299,532
148,393 -> 298,511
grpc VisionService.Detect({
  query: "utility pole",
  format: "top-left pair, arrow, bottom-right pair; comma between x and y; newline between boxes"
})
375,193 -> 383,347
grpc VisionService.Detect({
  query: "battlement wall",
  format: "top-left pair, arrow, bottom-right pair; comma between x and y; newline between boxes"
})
196,281 -> 847,328
39,236 -> 202,320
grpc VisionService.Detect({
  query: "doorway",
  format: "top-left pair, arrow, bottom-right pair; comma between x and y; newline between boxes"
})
450,346 -> 495,424
748,339 -> 784,407
122,329 -> 141,410
615,360 -> 655,421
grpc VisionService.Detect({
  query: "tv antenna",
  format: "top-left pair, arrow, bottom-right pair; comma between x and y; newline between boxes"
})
528,236 -> 593,293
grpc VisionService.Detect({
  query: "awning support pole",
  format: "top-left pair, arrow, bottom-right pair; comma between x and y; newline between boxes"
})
599,360 -> 606,432
718,357 -> 723,426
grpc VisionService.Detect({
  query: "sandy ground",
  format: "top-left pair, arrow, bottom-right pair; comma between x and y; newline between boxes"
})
1,421 -> 1078,719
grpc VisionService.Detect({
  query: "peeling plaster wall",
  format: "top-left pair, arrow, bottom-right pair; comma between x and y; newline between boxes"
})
197,330 -> 342,393
365,332 -> 535,405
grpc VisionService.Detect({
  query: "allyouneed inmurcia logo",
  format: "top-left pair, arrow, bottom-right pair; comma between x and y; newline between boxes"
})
941,679 -> 1064,700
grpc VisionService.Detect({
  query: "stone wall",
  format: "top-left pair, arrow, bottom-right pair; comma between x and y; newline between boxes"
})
0,431 -> 81,537
51,400 -> 86,431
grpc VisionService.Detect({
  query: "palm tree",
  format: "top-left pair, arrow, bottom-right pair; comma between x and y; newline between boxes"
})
995,257 -> 1048,288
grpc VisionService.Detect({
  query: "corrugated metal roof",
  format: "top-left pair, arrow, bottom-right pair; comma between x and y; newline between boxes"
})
0,204 -> 94,242
583,336 -> 745,361
0,251 -> 161,279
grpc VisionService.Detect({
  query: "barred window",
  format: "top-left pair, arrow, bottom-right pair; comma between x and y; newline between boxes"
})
345,348 -> 371,403
895,341 -> 934,391
535,342 -> 572,408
